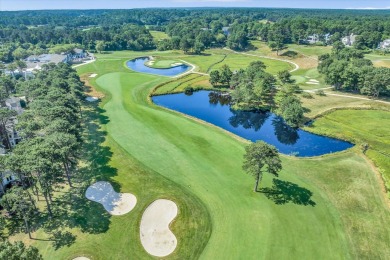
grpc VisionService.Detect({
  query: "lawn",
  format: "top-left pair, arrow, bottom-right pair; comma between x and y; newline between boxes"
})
153,74 -> 212,95
147,58 -> 183,69
150,30 -> 170,41
12,51 -> 390,260
306,109 -> 390,193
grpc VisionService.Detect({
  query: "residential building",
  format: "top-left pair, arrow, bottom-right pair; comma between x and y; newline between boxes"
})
342,33 -> 357,46
222,27 -> 230,35
5,97 -> 23,115
379,39 -> 390,49
307,34 -> 320,44
0,170 -> 17,195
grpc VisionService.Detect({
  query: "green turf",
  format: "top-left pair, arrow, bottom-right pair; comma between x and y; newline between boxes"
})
147,58 -> 183,69
150,30 -> 170,41
13,51 -> 390,260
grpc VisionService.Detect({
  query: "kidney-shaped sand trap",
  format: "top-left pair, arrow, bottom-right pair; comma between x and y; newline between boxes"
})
85,181 -> 137,216
140,199 -> 178,257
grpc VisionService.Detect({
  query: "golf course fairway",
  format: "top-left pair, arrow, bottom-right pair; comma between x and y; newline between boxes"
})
70,55 -> 390,259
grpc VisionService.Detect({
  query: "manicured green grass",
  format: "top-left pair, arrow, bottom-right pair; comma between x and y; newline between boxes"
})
287,44 -> 332,57
212,53 -> 293,74
150,30 -> 170,41
147,59 -> 182,69
181,53 -> 226,73
14,51 -> 390,260
306,109 -> 390,193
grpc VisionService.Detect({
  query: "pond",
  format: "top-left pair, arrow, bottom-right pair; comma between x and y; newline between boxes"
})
126,57 -> 190,77
152,91 -> 353,157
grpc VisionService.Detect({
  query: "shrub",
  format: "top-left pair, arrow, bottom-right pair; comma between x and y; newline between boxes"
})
315,89 -> 326,96
301,92 -> 314,99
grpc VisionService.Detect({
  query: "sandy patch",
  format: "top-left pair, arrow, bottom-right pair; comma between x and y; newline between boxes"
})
140,199 -> 178,257
306,82 -> 320,85
171,62 -> 183,66
85,97 -> 99,102
89,73 -> 98,78
73,257 -> 90,260
85,181 -> 137,216
309,79 -> 320,83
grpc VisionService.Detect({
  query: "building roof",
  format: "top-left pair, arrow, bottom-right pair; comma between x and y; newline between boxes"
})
74,48 -> 84,54
25,54 -> 68,69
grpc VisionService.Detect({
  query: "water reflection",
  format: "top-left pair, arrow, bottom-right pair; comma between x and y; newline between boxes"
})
152,90 -> 354,157
229,110 -> 270,132
272,116 -> 299,145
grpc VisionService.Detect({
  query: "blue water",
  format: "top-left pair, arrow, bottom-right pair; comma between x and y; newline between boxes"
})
152,91 -> 354,157
126,57 -> 190,77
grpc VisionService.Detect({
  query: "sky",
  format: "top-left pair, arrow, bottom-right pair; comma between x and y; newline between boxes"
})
1,0 -> 390,11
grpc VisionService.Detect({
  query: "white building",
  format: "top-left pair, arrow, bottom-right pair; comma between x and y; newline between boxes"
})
342,34 -> 357,46
379,39 -> 390,50
0,170 -> 17,195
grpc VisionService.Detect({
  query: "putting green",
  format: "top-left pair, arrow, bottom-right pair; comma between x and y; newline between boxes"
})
32,53 -> 389,259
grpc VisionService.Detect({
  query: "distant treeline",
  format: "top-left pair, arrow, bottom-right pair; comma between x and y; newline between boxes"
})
1,8 -> 390,62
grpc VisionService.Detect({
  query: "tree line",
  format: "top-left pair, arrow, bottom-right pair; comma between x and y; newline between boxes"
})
318,43 -> 390,97
0,63 -> 84,248
1,8 -> 390,61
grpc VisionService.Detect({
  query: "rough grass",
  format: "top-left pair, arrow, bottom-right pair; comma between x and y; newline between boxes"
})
11,51 -> 390,260
306,109 -> 390,193
300,93 -> 377,118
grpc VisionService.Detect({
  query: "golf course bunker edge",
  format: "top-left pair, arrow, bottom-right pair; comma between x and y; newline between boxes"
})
140,199 -> 178,257
85,181 -> 137,216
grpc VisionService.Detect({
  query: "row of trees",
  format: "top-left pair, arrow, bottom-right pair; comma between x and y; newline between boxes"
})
2,9 -> 390,60
319,43 -> 390,97
0,63 -> 84,241
0,24 -> 155,62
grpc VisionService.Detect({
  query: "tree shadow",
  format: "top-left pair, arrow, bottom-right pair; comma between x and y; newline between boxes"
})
50,230 -> 76,250
260,179 -> 316,206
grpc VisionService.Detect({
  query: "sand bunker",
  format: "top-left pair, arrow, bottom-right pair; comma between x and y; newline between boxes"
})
171,62 -> 183,67
306,82 -> 319,85
89,73 -> 98,78
73,257 -> 90,260
85,181 -> 137,216
85,96 -> 99,102
140,199 -> 178,257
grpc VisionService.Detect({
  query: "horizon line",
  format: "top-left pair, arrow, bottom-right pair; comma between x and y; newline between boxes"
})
1,6 -> 390,12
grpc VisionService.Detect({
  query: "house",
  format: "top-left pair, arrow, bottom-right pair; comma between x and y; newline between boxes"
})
25,53 -> 70,70
0,97 -> 23,150
72,48 -> 87,59
324,33 -> 331,43
222,27 -> 230,35
5,97 -> 23,115
379,39 -> 390,50
0,170 -> 17,195
307,34 -> 320,44
342,34 -> 357,46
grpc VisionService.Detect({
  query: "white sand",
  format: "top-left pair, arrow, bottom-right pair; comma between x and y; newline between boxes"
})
171,62 -> 183,66
306,82 -> 320,85
73,257 -> 90,260
85,181 -> 137,216
140,199 -> 178,257
85,97 -> 99,102
89,73 -> 98,78
309,79 -> 320,83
